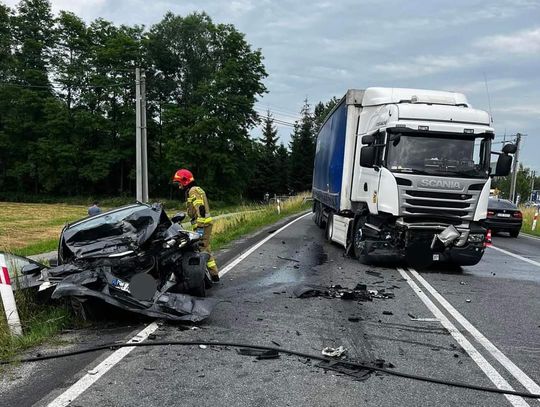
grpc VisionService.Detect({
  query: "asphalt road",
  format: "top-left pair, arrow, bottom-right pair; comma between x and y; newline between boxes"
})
2,213 -> 539,407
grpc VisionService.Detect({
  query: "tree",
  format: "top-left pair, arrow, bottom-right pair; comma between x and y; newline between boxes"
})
492,164 -> 535,203
248,111 -> 280,199
4,0 -> 56,193
146,12 -> 267,201
313,96 -> 339,132
289,99 -> 315,192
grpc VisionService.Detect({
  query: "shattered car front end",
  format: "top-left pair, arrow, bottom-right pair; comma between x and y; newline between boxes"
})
37,203 -> 216,322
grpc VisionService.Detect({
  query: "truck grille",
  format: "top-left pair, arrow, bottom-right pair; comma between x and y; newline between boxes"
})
398,185 -> 481,220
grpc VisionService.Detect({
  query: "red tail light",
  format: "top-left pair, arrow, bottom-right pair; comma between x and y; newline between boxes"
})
487,211 -> 495,217
513,211 -> 522,218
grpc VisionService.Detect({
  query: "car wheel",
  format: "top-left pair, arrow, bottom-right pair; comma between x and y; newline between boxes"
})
509,229 -> 520,238
189,279 -> 206,297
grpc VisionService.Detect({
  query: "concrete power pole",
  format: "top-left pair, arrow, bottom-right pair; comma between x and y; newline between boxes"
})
531,170 -> 536,202
509,133 -> 521,203
135,68 -> 149,202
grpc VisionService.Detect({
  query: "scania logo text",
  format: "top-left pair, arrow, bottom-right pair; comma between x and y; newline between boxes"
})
419,179 -> 462,190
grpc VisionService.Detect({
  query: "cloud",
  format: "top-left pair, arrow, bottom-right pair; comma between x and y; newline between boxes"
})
474,27 -> 540,55
374,54 -> 480,78
493,105 -> 540,116
447,78 -> 524,94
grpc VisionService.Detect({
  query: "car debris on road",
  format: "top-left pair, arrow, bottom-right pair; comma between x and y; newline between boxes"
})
293,283 -> 372,301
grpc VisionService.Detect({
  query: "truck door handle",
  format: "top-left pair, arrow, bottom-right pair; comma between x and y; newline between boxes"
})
364,183 -> 368,192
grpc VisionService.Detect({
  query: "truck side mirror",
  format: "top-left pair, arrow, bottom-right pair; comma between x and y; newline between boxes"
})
361,135 -> 375,145
360,146 -> 376,168
494,154 -> 512,176
502,143 -> 517,154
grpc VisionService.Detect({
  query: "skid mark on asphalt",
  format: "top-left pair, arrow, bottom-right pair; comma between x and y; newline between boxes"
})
398,267 -> 530,407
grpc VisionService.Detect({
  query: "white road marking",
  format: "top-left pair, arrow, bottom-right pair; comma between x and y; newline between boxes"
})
489,245 -> 540,268
46,211 -> 310,406
518,233 -> 540,242
47,322 -> 159,407
218,211 -> 311,278
409,267 -> 540,398
397,268 -> 529,407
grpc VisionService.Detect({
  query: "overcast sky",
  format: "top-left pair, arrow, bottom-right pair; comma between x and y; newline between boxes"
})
4,0 -> 540,171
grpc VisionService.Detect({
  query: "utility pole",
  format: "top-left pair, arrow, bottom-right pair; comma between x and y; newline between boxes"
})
531,170 -> 536,202
509,133 -> 521,203
135,68 -> 149,202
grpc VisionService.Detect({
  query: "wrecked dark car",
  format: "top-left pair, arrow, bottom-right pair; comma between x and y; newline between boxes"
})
24,203 -> 217,322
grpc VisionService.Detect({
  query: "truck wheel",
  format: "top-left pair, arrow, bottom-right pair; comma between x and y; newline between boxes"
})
325,212 -> 334,242
316,202 -> 326,229
352,217 -> 372,264
509,229 -> 520,238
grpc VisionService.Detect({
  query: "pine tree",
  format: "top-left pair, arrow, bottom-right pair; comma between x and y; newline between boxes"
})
289,99 -> 315,193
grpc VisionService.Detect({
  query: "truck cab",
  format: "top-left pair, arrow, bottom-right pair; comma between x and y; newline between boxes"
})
313,88 -> 515,267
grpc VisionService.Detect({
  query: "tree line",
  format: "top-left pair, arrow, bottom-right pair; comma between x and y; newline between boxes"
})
0,0 -> 336,203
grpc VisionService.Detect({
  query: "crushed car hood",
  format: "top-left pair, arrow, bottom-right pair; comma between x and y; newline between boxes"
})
62,205 -> 170,259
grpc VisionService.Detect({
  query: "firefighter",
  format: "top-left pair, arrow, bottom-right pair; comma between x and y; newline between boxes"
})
172,169 -> 219,282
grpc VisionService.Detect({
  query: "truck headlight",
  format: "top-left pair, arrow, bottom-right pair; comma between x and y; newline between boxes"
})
467,234 -> 484,243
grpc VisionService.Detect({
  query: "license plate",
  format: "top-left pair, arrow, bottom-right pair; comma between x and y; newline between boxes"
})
433,254 -> 440,261
111,278 -> 130,292
497,213 -> 511,218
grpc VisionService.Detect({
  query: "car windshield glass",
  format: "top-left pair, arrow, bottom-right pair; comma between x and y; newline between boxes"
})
488,199 -> 517,210
386,133 -> 490,178
68,205 -> 149,233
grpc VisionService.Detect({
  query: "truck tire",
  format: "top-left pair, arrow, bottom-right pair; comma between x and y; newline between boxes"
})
325,212 -> 334,242
315,202 -> 326,229
509,229 -> 520,238
352,217 -> 373,264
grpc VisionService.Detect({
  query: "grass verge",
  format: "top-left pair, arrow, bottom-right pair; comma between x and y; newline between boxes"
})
211,194 -> 311,250
0,290 -> 73,362
520,207 -> 540,237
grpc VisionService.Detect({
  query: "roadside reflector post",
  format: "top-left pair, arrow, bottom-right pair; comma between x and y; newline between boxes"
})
532,208 -> 538,231
0,254 -> 23,336
277,198 -> 281,214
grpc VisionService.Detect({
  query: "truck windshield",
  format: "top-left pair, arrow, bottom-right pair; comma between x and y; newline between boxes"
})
386,132 -> 490,178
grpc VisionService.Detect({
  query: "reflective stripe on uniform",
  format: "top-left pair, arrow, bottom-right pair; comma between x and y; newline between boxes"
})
197,217 -> 213,224
207,259 -> 217,268
193,199 -> 204,206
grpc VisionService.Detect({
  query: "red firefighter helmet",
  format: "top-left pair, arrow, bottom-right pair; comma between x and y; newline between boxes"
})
172,169 -> 194,188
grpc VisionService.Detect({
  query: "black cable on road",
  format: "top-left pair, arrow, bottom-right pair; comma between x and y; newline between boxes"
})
2,340 -> 539,399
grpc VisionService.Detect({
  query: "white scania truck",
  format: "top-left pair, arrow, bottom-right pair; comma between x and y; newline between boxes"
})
312,88 -> 515,267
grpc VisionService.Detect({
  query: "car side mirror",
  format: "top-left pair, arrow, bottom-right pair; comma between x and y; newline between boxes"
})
21,263 -> 43,275
171,212 -> 186,223
494,154 -> 512,176
360,146 -> 376,168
